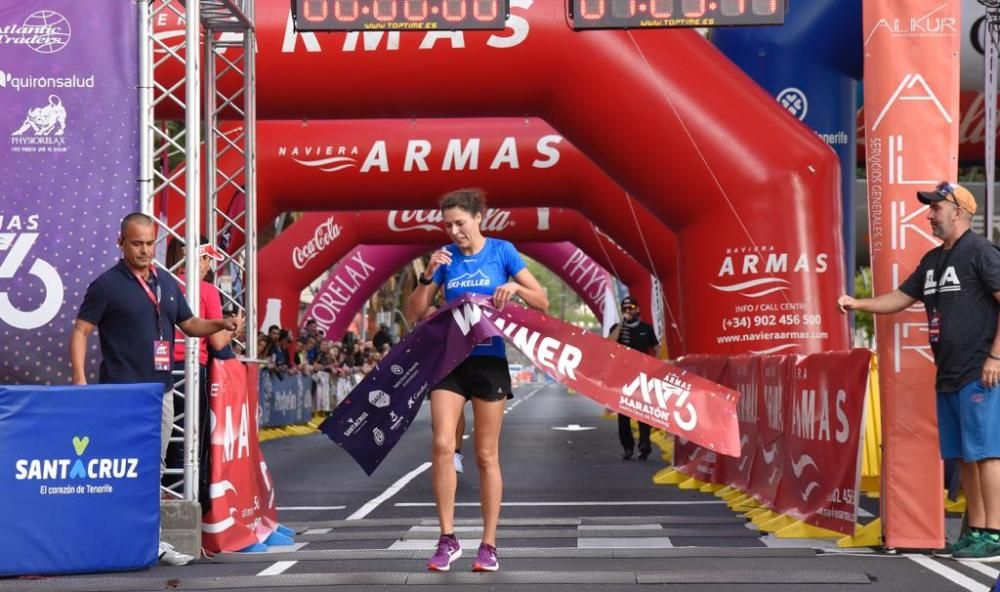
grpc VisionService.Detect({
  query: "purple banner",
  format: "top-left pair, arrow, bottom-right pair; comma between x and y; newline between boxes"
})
0,0 -> 138,384
320,296 -> 494,475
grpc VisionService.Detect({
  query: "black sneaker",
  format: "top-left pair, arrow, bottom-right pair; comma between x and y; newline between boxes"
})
621,449 -> 634,460
638,447 -> 651,460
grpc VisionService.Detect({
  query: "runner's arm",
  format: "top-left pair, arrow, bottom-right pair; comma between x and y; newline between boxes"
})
509,267 -> 549,313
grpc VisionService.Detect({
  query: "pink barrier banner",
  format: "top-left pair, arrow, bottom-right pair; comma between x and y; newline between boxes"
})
301,244 -> 426,340
677,350 -> 871,535
202,359 -> 279,553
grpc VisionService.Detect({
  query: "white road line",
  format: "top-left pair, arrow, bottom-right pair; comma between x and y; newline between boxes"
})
256,560 -> 297,576
396,500 -> 726,507
962,561 -> 1000,580
276,506 -> 347,511
347,462 -> 432,520
303,528 -> 332,535
905,554 -> 991,592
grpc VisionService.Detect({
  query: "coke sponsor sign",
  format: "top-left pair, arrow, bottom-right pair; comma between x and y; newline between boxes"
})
386,208 -> 513,233
291,215 -> 342,270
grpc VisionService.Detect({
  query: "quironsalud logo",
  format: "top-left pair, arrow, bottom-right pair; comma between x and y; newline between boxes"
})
14,436 -> 139,495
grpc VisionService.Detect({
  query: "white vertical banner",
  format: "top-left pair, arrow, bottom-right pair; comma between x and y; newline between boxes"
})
602,281 -> 619,337
650,275 -> 665,344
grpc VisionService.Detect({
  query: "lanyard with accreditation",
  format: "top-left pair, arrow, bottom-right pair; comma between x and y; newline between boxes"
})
132,267 -> 171,371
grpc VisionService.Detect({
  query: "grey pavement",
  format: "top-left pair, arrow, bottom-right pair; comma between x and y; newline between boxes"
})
2,382 -> 996,591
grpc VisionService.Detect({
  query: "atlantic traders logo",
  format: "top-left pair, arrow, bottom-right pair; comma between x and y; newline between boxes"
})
10,94 -> 68,153
620,372 -> 697,432
279,135 -> 562,174
864,4 -> 957,44
446,270 -> 491,291
292,215 -> 342,270
0,10 -> 71,54
0,215 -> 65,330
710,245 -> 828,298
388,208 -> 512,233
15,436 -> 138,496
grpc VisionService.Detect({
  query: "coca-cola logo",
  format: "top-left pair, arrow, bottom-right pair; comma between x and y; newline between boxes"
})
292,216 -> 343,270
387,208 -> 513,233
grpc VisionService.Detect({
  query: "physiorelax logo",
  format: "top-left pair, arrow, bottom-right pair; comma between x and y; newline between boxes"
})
10,94 -> 69,154
0,10 -> 72,54
15,436 -> 139,496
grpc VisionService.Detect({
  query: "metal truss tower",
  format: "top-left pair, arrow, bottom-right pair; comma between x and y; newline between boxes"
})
138,0 -> 257,502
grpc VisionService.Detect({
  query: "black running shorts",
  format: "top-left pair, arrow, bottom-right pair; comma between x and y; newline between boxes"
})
432,355 -> 513,402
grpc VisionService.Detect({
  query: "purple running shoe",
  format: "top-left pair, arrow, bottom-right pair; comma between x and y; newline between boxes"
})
427,534 -> 462,571
472,542 -> 499,572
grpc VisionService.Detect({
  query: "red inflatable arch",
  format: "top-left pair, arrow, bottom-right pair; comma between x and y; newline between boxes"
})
260,208 -> 664,347
209,120 -> 681,342
155,2 -> 847,354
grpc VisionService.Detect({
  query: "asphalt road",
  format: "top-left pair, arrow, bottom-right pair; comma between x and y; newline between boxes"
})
3,382 -> 997,591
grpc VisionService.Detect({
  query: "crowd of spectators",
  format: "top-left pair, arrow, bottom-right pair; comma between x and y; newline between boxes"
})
255,319 -> 395,380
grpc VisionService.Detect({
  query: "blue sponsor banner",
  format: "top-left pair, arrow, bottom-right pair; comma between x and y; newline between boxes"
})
0,384 -> 162,575
0,0 -> 139,384
258,371 -> 314,427
713,0 -> 862,291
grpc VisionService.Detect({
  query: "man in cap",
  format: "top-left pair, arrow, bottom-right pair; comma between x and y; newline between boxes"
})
609,296 -> 659,460
838,181 -> 1000,560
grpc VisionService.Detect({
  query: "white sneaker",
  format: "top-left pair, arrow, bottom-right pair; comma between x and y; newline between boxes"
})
453,452 -> 464,474
158,541 -> 194,566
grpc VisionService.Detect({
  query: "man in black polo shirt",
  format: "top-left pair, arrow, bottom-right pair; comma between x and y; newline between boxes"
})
69,212 -> 237,565
609,296 -> 660,460
838,182 -> 1000,560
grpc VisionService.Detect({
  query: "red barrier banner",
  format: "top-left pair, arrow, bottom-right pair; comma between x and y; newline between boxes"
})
715,357 -> 759,492
863,0 -> 958,547
671,355 -> 729,480
776,350 -> 871,534
746,355 -> 796,509
202,360 -> 279,553
476,299 -> 742,456
677,350 -> 870,535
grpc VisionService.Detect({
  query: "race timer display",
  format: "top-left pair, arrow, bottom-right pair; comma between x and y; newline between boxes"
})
570,0 -> 786,30
293,0 -> 509,31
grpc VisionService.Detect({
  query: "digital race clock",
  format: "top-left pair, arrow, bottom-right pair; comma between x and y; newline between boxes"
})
569,0 -> 786,30
292,0 -> 509,31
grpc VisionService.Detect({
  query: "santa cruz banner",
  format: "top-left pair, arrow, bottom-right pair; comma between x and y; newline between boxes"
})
675,350 -> 872,535
322,294 -> 741,475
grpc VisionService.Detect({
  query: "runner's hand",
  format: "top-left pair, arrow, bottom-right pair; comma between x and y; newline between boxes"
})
425,247 -> 452,278
493,282 -> 519,309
